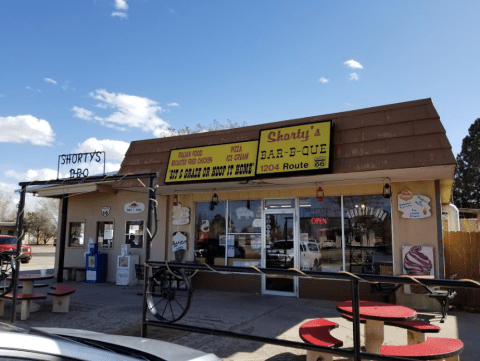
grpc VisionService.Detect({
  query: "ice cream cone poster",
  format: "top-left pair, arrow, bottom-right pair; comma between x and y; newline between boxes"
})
398,190 -> 431,218
402,246 -> 434,276
172,231 -> 188,252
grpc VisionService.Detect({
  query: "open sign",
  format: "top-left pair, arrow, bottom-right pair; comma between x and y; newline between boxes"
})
311,217 -> 327,225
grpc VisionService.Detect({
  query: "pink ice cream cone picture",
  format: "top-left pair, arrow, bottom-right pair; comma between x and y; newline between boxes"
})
402,245 -> 433,275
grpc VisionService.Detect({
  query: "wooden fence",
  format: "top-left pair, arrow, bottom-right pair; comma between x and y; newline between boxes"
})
443,231 -> 480,311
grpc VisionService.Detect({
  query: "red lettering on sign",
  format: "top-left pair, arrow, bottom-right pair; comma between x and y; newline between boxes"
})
311,217 -> 327,225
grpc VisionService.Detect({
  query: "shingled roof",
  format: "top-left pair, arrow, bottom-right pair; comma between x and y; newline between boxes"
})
117,98 -> 456,198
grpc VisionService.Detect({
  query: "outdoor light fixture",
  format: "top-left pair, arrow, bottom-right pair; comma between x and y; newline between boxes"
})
173,193 -> 178,206
316,186 -> 325,201
209,191 -> 219,210
383,183 -> 392,198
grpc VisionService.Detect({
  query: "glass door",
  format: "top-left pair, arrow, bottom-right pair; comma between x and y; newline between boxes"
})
262,207 -> 297,296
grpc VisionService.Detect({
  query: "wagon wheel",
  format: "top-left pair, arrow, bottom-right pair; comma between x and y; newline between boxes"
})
146,267 -> 192,323
0,254 -> 15,297
350,248 -> 367,265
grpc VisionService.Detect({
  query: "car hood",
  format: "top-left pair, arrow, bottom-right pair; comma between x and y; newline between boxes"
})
32,327 -> 220,361
0,245 -> 15,250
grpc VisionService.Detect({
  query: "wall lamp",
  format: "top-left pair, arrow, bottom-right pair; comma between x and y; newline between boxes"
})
383,182 -> 392,199
316,186 -> 325,201
210,191 -> 219,210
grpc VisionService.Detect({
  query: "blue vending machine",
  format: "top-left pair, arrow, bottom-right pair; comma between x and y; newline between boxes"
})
85,241 -> 107,283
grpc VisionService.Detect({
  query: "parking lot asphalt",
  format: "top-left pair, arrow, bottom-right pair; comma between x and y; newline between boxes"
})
2,268 -> 480,361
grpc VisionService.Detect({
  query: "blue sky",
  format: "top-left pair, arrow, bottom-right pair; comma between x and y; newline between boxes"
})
1,0 -> 479,207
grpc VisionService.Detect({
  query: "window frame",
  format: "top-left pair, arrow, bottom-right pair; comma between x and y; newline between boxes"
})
68,221 -> 85,248
97,220 -> 114,249
125,220 -> 144,249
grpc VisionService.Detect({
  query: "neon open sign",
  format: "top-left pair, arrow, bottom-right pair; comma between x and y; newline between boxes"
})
311,217 -> 327,224
57,151 -> 106,179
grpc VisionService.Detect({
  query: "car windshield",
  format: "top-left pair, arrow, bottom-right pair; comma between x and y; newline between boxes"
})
272,241 -> 293,250
0,237 -> 17,245
308,243 -> 319,252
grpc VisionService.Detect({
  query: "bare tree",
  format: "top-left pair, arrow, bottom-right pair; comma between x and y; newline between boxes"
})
0,193 -> 16,222
37,198 -> 59,227
23,206 -> 58,245
158,119 -> 247,137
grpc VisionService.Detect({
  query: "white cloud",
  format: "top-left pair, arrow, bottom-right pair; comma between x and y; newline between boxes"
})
44,77 -> 57,85
112,0 -> 128,18
318,77 -> 329,84
0,115 -> 55,146
26,86 -> 41,93
167,102 -> 179,107
112,11 -> 127,18
114,0 -> 128,10
75,137 -> 129,161
344,59 -> 363,69
6,168 -> 59,182
88,161 -> 122,175
62,80 -> 74,91
72,106 -> 94,120
349,73 -> 359,81
76,89 -> 171,137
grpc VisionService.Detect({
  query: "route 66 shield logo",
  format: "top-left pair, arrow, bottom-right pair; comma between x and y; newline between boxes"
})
101,206 -> 111,217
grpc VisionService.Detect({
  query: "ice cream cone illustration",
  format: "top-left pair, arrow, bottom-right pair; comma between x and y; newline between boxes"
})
404,246 -> 432,275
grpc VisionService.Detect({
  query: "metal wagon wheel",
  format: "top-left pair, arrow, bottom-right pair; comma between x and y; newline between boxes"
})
350,248 -> 367,265
0,254 -> 15,297
146,267 -> 192,323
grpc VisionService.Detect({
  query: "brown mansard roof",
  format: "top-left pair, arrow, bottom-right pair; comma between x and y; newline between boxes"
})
117,98 -> 456,195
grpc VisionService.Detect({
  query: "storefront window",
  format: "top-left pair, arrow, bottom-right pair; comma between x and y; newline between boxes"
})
194,200 -> 262,266
299,195 -> 392,274
299,197 -> 342,271
125,220 -> 144,248
68,222 -> 85,247
227,200 -> 261,266
193,196 -> 392,272
194,202 -> 226,265
343,195 -> 392,274
97,221 -> 114,249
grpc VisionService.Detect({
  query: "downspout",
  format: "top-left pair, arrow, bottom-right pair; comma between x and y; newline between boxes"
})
435,180 -> 445,279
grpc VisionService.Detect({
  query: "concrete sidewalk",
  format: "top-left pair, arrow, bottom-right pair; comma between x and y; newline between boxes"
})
3,276 -> 479,360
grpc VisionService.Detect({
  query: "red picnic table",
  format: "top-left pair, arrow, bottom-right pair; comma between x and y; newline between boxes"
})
336,300 -> 417,354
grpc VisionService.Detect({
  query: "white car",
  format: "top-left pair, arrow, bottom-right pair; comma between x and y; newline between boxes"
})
300,240 -> 322,270
0,322 -> 220,361
321,239 -> 336,249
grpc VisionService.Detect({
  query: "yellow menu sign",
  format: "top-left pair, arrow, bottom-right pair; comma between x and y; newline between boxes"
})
256,121 -> 332,175
165,141 -> 258,183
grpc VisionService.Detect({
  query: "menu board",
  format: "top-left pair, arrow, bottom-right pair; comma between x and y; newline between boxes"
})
256,121 -> 332,176
165,141 -> 258,183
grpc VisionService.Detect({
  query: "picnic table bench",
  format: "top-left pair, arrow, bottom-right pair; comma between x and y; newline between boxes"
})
48,284 -> 76,313
299,318 -> 343,361
381,337 -> 463,360
1,293 -> 47,320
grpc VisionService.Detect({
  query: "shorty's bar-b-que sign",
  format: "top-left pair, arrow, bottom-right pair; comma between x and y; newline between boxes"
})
165,141 -> 258,183
256,121 -> 332,176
